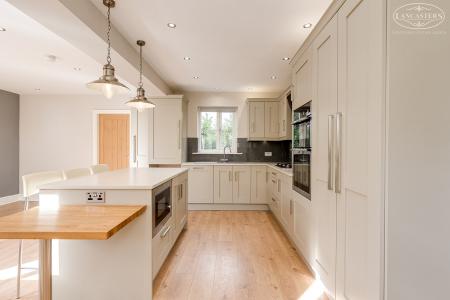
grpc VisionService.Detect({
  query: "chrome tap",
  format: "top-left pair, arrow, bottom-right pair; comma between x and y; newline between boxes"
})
220,145 -> 232,162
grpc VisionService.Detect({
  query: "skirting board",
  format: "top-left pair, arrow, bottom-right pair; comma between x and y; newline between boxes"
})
189,203 -> 269,211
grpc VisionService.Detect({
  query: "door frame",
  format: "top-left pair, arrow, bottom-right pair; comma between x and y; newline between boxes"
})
92,110 -> 134,167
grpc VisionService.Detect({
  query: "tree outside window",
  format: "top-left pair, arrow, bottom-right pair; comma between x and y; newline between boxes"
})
199,108 -> 237,153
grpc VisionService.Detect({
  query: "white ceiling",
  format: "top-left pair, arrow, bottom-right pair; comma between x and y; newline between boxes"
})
90,0 -> 332,93
0,0 -> 133,95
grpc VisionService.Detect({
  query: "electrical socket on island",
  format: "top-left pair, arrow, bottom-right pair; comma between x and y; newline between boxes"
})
264,152 -> 272,157
86,191 -> 105,203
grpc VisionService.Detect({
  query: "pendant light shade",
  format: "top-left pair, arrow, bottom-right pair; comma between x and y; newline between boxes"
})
87,0 -> 129,98
126,40 -> 155,111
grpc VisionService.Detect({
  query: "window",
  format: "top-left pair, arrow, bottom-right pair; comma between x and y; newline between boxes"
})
198,107 -> 237,153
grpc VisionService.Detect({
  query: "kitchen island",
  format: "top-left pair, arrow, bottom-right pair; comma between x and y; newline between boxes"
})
39,168 -> 188,300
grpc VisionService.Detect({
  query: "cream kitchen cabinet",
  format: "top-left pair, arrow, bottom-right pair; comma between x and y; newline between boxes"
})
278,89 -> 292,140
172,172 -> 188,238
292,47 -> 313,110
187,165 -> 214,204
250,166 -> 267,204
148,95 -> 187,165
214,165 -> 233,203
232,165 -> 251,204
248,101 -> 265,139
214,165 -> 251,204
247,99 -> 280,141
279,174 -> 293,235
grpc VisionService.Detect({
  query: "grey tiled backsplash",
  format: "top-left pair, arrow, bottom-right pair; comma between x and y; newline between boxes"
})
187,138 -> 291,163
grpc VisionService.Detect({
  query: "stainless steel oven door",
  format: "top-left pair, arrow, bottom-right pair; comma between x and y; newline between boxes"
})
152,180 -> 172,237
293,149 -> 311,200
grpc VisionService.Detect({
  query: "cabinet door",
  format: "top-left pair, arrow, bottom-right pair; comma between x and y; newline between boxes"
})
280,175 -> 293,235
188,166 -> 213,203
264,102 -> 279,138
232,166 -> 251,204
336,0 -> 384,299
214,166 -> 233,203
293,48 -> 313,109
251,166 -> 267,204
279,93 -> 292,139
152,100 -> 182,164
174,175 -> 188,236
311,14 -> 338,296
248,102 -> 265,138
293,199 -> 312,265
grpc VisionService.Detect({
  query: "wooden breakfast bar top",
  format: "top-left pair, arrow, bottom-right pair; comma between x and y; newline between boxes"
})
0,204 -> 147,240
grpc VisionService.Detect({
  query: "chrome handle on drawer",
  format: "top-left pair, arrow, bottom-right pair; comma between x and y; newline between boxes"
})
160,226 -> 171,238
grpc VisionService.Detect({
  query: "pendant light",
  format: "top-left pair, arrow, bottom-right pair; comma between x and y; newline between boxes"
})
126,40 -> 155,111
87,0 -> 129,99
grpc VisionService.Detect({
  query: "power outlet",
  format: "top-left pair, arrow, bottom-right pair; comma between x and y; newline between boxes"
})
264,152 -> 272,157
86,191 -> 105,203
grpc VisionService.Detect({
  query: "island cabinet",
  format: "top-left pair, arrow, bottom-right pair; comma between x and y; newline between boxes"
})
38,168 -> 189,300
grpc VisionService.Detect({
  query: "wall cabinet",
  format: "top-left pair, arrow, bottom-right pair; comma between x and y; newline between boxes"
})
187,166 -> 214,203
293,48 -> 313,110
278,90 -> 292,140
264,101 -> 279,138
147,95 -> 187,165
250,166 -> 267,204
248,101 -> 265,139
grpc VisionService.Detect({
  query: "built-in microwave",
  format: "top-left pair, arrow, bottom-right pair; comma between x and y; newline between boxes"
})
152,180 -> 172,237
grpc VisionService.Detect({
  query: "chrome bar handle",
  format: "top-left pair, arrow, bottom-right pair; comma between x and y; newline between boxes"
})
160,226 -> 171,238
133,135 -> 137,163
335,112 -> 342,194
328,114 -> 335,191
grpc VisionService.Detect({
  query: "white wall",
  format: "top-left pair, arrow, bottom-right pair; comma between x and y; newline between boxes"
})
184,91 -> 279,138
386,1 -> 450,299
19,94 -> 137,181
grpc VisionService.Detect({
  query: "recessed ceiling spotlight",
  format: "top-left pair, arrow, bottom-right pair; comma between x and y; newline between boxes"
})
303,23 -> 313,29
282,57 -> 290,61
271,75 -> 277,80
45,54 -> 57,62
0,27 -> 6,32
184,56 -> 191,61
73,67 -> 82,71
193,76 -> 200,79
35,88 -> 41,91
167,23 -> 177,28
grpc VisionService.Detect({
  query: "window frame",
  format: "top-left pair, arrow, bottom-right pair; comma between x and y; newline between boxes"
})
197,107 -> 238,154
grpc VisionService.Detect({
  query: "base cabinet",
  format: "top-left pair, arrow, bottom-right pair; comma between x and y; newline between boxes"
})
251,166 -> 267,204
187,166 -> 214,203
214,165 -> 251,204
280,174 -> 293,235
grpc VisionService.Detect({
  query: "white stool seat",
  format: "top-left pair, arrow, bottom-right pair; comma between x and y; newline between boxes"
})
90,164 -> 109,174
63,168 -> 91,180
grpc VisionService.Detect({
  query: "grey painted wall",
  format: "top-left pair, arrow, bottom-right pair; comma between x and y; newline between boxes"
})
0,89 -> 19,197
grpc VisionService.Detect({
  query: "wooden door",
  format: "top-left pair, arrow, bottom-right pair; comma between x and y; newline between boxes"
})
232,166 -> 251,204
213,166 -> 233,203
264,102 -> 279,138
336,0 -> 384,299
98,114 -> 130,170
311,14 -> 338,296
251,166 -> 267,204
249,102 -> 265,138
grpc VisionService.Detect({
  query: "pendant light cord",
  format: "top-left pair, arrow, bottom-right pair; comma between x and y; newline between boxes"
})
139,44 -> 143,88
106,5 -> 112,64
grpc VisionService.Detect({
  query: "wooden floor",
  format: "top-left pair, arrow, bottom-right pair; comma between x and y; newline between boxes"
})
154,211 -> 326,300
0,208 -> 326,300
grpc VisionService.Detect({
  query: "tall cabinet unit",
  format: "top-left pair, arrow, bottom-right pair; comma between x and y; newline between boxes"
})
148,95 -> 188,165
303,0 -> 385,299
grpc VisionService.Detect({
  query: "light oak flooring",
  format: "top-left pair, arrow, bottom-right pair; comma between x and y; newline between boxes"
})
153,211 -> 327,300
0,207 -> 326,300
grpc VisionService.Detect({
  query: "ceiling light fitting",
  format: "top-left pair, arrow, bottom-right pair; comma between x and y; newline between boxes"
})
193,76 -> 200,79
0,27 -> 6,32
125,40 -> 155,111
86,0 -> 129,99
167,23 -> 177,28
282,57 -> 290,61
303,23 -> 313,28
184,57 -> 191,61
271,75 -> 277,80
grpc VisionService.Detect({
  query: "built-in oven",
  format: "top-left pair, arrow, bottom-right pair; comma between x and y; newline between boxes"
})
293,149 -> 311,200
152,180 -> 172,237
292,101 -> 312,200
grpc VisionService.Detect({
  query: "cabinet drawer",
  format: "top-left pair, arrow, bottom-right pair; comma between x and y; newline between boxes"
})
152,220 -> 174,278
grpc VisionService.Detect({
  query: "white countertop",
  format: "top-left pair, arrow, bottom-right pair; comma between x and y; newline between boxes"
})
182,162 -> 293,177
40,168 -> 188,190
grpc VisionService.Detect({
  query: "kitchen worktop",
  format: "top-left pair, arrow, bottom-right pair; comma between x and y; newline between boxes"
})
41,167 -> 188,190
182,162 -> 293,177
0,205 -> 146,240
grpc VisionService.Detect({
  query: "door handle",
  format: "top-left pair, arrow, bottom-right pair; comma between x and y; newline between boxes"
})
328,114 -> 335,191
235,171 -> 238,181
160,226 -> 171,238
229,171 -> 232,182
178,120 -> 181,150
133,135 -> 137,164
335,113 -> 342,194
290,199 -> 293,215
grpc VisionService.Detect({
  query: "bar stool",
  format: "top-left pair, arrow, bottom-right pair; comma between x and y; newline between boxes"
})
63,168 -> 91,180
17,170 -> 64,299
90,164 -> 109,174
